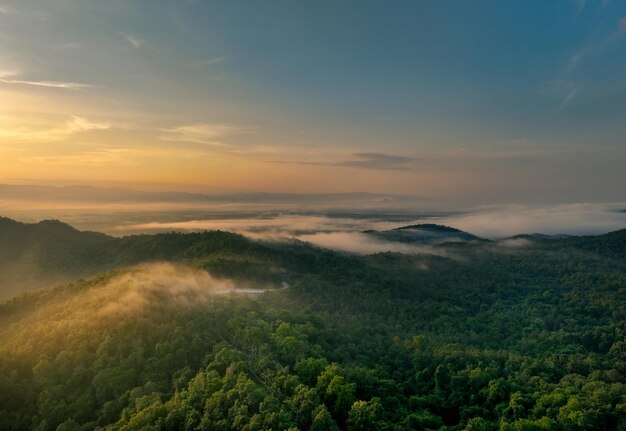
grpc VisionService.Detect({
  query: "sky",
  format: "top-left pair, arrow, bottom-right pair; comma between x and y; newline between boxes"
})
0,0 -> 625,206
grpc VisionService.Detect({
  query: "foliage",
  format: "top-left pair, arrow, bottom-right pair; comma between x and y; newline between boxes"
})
0,220 -> 624,430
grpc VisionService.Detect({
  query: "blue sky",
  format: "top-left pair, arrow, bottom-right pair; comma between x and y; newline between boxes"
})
0,0 -> 624,204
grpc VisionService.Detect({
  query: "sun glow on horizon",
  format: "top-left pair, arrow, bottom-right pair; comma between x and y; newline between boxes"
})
0,0 -> 624,204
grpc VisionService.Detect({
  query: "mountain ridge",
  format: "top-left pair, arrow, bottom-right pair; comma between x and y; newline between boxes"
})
0,216 -> 624,430
1,215 -> 624,299
364,222 -> 484,244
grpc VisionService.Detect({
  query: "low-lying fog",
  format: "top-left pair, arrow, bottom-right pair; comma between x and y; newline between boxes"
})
112,203 -> 626,239
96,264 -> 288,317
105,203 -> 624,255
1,184 -> 624,255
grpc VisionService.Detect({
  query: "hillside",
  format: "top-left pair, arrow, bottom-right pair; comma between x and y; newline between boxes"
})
364,223 -> 484,244
0,217 -> 296,299
0,217 -> 113,298
0,217 -> 624,430
555,228 -> 626,259
0,219 -> 481,299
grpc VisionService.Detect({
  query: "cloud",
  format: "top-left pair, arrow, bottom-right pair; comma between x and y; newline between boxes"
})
0,5 -> 10,14
65,116 -> 110,132
550,80 -> 581,107
51,263 -> 280,320
117,215 -> 450,256
555,9 -> 626,108
118,214 -> 396,235
97,263 -> 235,317
159,123 -> 251,146
297,231 -> 448,256
434,203 -> 626,238
113,203 -> 626,243
190,57 -> 225,67
0,115 -> 111,142
562,84 -> 580,105
0,71 -> 91,89
23,149 -> 137,167
340,152 -> 415,170
122,33 -> 143,48
272,152 -> 417,171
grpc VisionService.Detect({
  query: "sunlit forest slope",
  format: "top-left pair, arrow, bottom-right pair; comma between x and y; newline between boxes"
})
0,217 -> 624,430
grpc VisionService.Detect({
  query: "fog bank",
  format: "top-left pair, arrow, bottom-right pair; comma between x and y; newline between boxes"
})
97,263 -> 235,317
435,203 -> 626,238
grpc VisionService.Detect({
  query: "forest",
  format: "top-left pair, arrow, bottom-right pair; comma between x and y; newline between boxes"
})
0,217 -> 624,430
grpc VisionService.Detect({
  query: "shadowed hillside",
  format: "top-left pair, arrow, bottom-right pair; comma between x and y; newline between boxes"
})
0,217 -> 284,298
364,223 -> 484,244
0,217 -> 624,430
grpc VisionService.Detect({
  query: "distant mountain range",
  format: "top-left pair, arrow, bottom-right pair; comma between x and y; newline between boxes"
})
1,216 -> 624,300
0,183 -> 420,205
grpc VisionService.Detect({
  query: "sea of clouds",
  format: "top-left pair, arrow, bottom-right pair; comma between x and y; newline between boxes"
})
106,203 -> 626,255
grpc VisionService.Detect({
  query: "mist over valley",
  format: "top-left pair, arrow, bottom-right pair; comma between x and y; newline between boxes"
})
1,1 -> 625,429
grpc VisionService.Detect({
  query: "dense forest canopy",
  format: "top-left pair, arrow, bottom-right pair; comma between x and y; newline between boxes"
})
0,217 -> 624,430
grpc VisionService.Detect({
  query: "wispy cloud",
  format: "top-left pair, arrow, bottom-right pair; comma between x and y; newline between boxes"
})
0,115 -> 110,142
554,8 -> 626,108
548,80 -> 582,107
0,4 -> 10,14
0,71 -> 91,90
272,152 -> 417,171
562,86 -> 579,105
159,124 -> 251,146
65,116 -> 110,133
190,57 -> 225,67
23,149 -> 137,166
122,33 -> 143,48
566,18 -> 625,72
0,78 -> 90,89
340,152 -> 415,170
558,82 -> 581,107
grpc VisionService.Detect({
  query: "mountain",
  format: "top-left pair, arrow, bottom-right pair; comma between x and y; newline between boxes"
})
3,217 -> 626,300
506,228 -> 626,259
0,217 -> 624,430
0,217 -> 282,299
559,228 -> 626,259
0,217 -> 113,297
364,223 -> 484,244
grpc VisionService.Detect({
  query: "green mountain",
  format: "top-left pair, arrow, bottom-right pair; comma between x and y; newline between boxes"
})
0,217 -> 112,298
557,228 -> 626,259
364,223 -> 483,244
0,217 -> 293,299
0,217 -> 625,430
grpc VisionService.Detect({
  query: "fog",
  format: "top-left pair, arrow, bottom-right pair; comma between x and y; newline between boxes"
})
107,203 -> 625,255
1,183 -> 624,256
97,263 -> 235,317
296,232 -> 449,256
434,203 -> 626,237
120,215 -> 405,236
